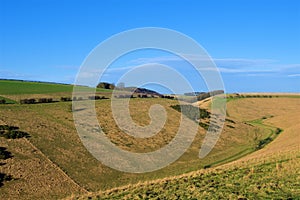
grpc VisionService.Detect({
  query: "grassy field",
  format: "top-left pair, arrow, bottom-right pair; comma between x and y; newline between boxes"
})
0,96 -> 17,104
71,151 -> 300,199
0,80 -> 77,95
0,99 -> 265,197
0,80 -> 299,199
0,80 -> 112,102
69,97 -> 300,199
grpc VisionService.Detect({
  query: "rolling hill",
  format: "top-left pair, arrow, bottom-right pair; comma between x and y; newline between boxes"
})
0,80 -> 299,199
69,97 -> 300,199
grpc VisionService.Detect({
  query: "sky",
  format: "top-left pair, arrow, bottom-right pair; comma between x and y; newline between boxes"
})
0,0 -> 299,93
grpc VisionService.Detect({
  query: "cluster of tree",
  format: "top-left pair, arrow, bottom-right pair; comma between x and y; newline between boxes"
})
114,94 -> 159,99
133,88 -> 161,96
0,99 -> 6,104
138,94 -> 148,98
161,95 -> 175,99
61,96 -> 106,101
61,97 -> 72,102
72,97 -> 83,101
97,82 -> 115,89
197,90 -> 224,101
114,94 -> 133,98
208,122 -> 222,133
228,94 -> 279,99
184,92 -> 205,96
171,105 -> 211,121
88,96 -> 106,100
171,104 -> 213,130
38,98 -> 53,103
20,99 -> 36,104
19,95 -> 108,104
20,98 -> 55,104
256,137 -> 273,150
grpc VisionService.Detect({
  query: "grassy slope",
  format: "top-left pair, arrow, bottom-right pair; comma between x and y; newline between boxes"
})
72,151 -> 300,199
0,98 -> 269,199
0,81 -> 298,199
0,80 -> 112,102
0,99 -> 262,196
0,80 -> 76,95
69,97 -> 300,199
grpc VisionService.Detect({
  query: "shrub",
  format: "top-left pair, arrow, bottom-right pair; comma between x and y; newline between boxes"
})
256,137 -> 273,150
61,97 -> 71,102
0,125 -> 18,131
3,130 -> 30,139
0,147 -> 12,160
199,122 -> 209,130
171,105 -> 210,120
275,128 -> 283,135
225,119 -> 235,124
0,125 -> 30,139
227,125 -> 235,129
204,165 -> 211,169
38,98 -> 52,103
161,95 -> 175,99
20,99 -> 36,104
97,82 -> 115,89
0,173 -> 13,187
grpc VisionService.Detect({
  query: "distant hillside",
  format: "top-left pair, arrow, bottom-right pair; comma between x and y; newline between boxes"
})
0,80 -> 109,95
125,87 -> 162,96
95,82 -> 163,96
179,90 -> 225,103
0,80 -> 75,95
68,96 -> 300,200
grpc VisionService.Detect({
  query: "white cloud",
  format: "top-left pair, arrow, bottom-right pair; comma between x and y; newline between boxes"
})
128,55 -> 300,76
288,73 -> 300,77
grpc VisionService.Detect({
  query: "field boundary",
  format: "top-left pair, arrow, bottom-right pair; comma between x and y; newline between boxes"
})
23,137 -> 88,193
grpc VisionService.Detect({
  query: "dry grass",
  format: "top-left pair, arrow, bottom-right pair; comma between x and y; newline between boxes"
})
68,96 -> 300,199
227,97 -> 300,160
67,150 -> 300,200
0,137 -> 84,199
1,96 -> 299,199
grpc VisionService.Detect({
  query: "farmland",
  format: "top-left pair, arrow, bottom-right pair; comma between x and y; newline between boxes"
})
0,80 -> 111,103
0,80 -> 299,199
71,97 -> 300,199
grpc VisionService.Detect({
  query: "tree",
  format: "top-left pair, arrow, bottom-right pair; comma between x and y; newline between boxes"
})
97,82 -> 115,89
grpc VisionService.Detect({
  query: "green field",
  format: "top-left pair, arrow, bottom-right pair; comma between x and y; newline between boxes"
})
0,80 -> 112,103
0,80 -> 111,95
0,96 -> 17,104
0,80 -> 76,95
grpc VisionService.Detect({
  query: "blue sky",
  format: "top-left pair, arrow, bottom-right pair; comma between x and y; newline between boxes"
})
0,0 -> 299,93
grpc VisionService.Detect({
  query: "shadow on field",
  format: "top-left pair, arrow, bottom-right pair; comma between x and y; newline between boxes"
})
0,147 -> 13,187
